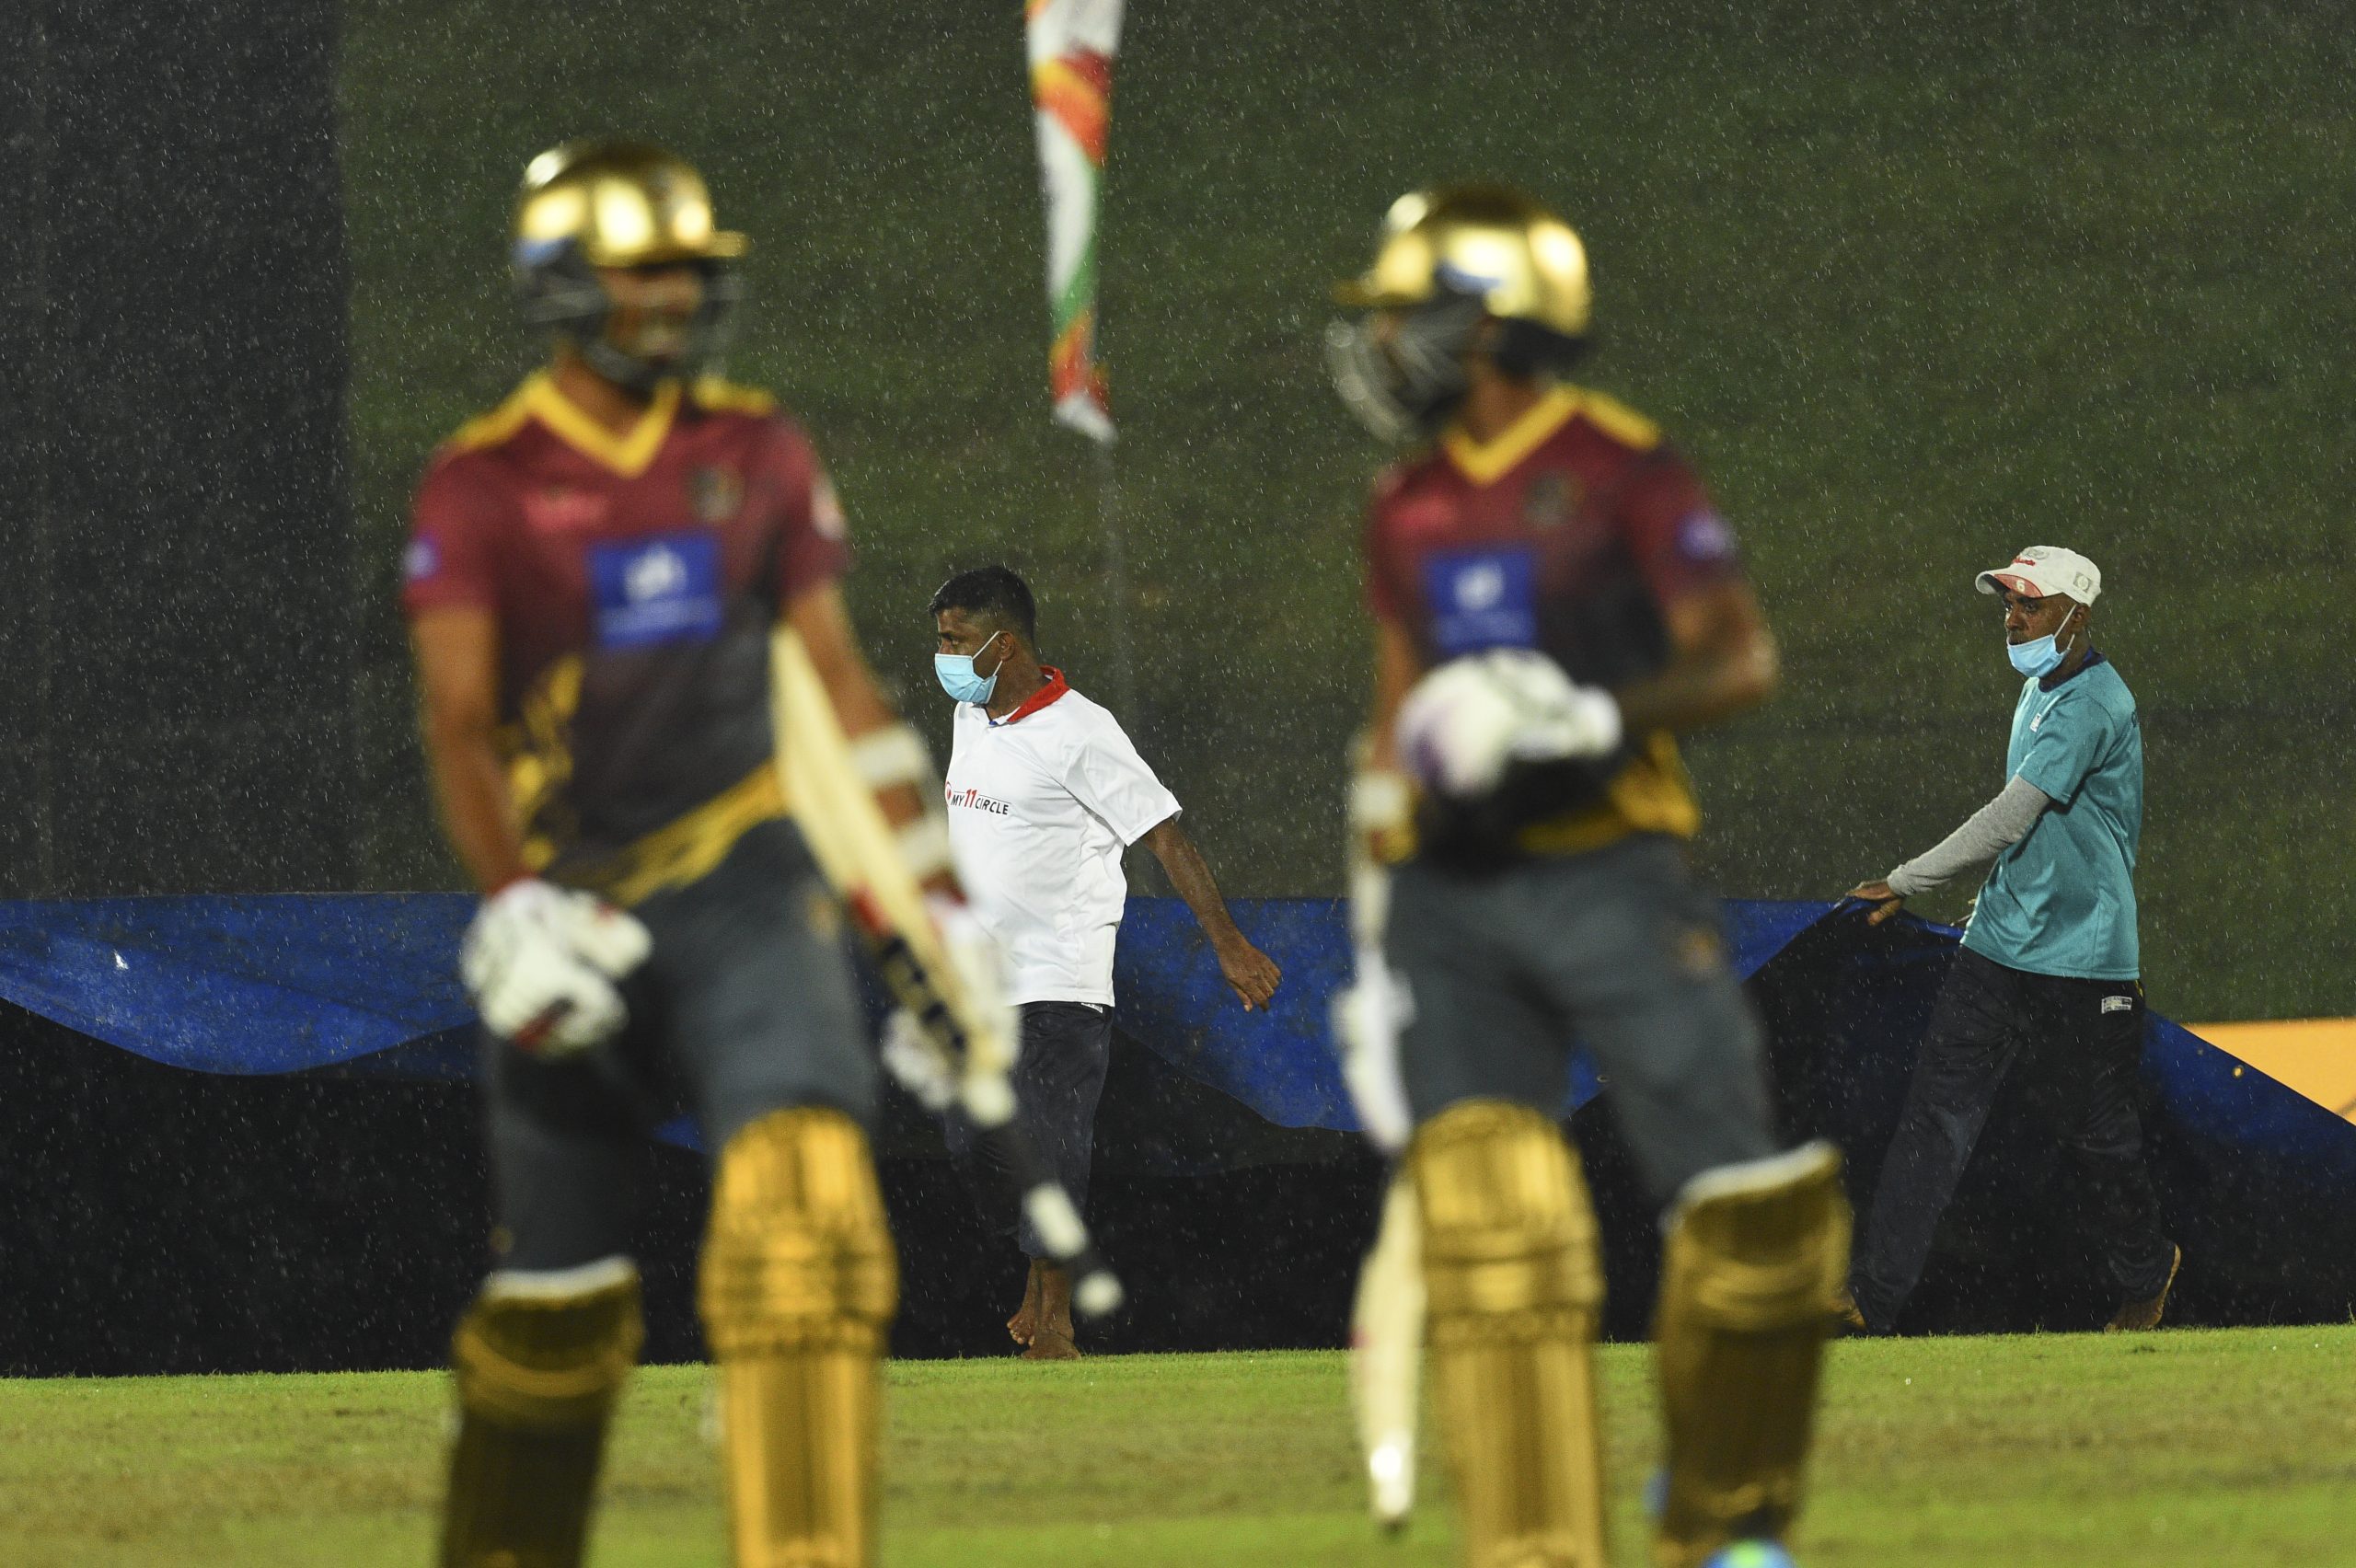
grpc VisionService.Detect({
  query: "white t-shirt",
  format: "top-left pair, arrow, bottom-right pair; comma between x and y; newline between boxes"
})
943,670 -> 1180,1007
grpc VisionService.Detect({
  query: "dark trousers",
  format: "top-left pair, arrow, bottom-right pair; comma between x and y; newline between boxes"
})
1389,835 -> 1775,1208
943,1000 -> 1114,1261
1851,947 -> 2175,1330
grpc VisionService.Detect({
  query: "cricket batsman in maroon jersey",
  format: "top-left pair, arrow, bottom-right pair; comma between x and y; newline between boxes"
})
1324,185 -> 1849,1568
403,141 -> 974,1568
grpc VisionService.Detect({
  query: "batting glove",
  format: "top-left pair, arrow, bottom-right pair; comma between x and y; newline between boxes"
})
1397,649 -> 1622,800
878,1008 -> 956,1111
461,878 -> 652,1057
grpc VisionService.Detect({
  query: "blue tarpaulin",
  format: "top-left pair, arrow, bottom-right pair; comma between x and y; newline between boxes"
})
0,894 -> 1822,1112
1,893 -> 2350,1193
0,896 -> 474,1074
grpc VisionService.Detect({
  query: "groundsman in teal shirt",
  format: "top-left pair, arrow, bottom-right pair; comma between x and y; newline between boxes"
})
1966,647 -> 2142,978
1839,544 -> 2177,1337
1848,546 -> 2141,959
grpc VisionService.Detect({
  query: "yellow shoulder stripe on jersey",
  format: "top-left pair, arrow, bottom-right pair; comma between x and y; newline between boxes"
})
1573,387 -> 1661,452
519,373 -> 681,478
446,371 -> 684,475
445,379 -> 541,455
446,374 -> 779,465
691,376 -> 778,417
1441,385 -> 1583,487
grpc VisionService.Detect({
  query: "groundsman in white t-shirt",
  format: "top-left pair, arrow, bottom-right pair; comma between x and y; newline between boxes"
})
929,566 -> 1281,1357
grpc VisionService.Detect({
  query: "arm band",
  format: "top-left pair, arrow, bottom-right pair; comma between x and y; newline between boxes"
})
1350,767 -> 1418,867
1347,766 -> 1417,948
1887,774 -> 2050,897
1350,768 -> 1414,836
849,723 -> 934,791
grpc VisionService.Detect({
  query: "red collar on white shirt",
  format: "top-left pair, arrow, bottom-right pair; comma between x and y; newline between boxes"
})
988,665 -> 1070,726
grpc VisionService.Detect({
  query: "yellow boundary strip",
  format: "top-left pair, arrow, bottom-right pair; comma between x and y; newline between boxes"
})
2189,1018 -> 2356,1124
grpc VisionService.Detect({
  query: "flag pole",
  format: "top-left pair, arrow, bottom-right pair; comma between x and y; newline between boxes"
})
1089,435 -> 1138,720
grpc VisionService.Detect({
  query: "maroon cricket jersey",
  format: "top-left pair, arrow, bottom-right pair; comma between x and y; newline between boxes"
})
402,372 -> 847,899
1362,385 -> 1745,854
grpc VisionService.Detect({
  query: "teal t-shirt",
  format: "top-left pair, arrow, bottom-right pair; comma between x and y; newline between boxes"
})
1961,654 -> 2142,980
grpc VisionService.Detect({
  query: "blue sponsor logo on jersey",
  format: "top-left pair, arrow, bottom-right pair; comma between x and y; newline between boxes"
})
1677,509 -> 1737,563
404,536 -> 439,582
1423,546 -> 1538,656
589,530 -> 724,651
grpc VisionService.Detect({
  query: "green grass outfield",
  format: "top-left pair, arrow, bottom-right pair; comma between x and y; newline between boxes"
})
6,1328 -> 2353,1566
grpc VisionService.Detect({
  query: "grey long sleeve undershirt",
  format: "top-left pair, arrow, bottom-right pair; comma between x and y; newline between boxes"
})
1885,773 -> 2051,898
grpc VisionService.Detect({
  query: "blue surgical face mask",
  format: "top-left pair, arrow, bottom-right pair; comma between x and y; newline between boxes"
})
2006,613 -> 2078,678
934,631 -> 1005,705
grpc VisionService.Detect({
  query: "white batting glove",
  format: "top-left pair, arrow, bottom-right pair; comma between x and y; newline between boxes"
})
461,878 -> 652,1057
1396,649 -> 1622,800
879,1008 -> 957,1111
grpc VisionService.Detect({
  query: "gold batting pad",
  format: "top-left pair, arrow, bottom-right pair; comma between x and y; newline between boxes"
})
441,1262 -> 643,1568
1408,1100 -> 1608,1568
699,1108 -> 898,1568
1651,1141 -> 1850,1568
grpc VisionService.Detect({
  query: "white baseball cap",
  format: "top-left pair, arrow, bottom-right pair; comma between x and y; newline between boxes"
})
1975,546 -> 2101,605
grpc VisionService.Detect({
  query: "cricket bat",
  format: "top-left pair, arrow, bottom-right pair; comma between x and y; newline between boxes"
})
1351,1169 -> 1426,1530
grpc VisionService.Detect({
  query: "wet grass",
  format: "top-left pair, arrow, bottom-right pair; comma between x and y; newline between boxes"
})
6,1326 -> 2354,1565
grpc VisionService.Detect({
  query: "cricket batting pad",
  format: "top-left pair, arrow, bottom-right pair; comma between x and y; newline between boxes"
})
1409,1100 -> 1607,1568
699,1107 -> 897,1568
1651,1140 -> 1849,1568
441,1259 -> 643,1568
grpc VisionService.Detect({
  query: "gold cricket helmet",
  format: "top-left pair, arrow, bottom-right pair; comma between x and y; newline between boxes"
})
512,141 -> 747,393
1325,183 -> 1594,443
514,141 -> 747,269
1334,183 -> 1591,339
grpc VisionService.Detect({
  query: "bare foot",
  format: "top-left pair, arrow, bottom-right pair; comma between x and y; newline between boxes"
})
1024,1263 -> 1078,1360
1021,1325 -> 1081,1361
1006,1259 -> 1043,1346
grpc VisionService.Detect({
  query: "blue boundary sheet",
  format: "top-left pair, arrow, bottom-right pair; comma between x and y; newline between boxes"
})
0,894 -> 1821,1095
1,893 -> 2350,1190
0,896 -> 475,1074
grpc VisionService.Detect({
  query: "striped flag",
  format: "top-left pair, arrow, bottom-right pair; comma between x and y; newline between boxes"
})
1026,0 -> 1121,444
